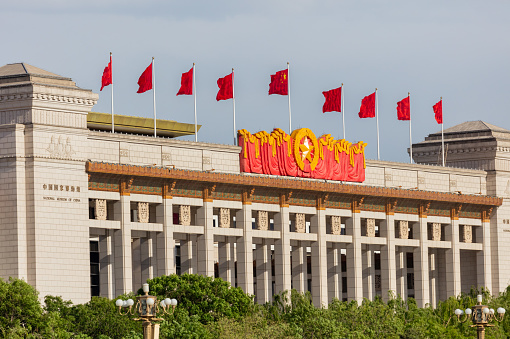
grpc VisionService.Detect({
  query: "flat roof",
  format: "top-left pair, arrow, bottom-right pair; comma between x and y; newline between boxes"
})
87,112 -> 201,138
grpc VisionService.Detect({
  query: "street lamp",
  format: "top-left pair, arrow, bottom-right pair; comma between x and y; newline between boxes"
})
116,283 -> 178,339
454,294 -> 505,339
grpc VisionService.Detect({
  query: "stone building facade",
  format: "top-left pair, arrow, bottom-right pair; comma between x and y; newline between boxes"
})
0,63 -> 507,307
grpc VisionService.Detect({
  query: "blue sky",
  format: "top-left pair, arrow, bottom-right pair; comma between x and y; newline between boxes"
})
2,0 -> 509,163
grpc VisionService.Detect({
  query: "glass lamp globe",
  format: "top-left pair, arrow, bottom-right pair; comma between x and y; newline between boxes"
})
465,308 -> 472,315
164,298 -> 172,306
454,309 -> 463,316
116,299 -> 124,307
171,298 -> 178,306
127,299 -> 134,306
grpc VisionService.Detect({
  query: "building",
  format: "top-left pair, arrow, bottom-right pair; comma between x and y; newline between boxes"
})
0,63 -> 507,307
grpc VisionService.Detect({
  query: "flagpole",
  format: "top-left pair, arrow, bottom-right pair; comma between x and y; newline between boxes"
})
341,83 -> 345,140
232,68 -> 236,145
375,88 -> 380,160
287,62 -> 292,134
193,63 -> 197,142
408,92 -> 412,163
441,97 -> 444,166
152,57 -> 156,138
110,52 -> 114,134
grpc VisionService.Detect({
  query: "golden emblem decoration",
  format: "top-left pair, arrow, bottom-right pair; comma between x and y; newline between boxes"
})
292,128 -> 319,171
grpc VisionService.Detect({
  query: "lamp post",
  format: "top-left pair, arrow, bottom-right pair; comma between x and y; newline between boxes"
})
454,294 -> 505,339
116,283 -> 178,339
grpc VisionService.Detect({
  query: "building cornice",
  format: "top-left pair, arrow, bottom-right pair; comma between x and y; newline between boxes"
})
86,161 -> 502,208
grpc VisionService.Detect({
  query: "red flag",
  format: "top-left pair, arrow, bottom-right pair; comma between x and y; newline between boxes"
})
433,99 -> 443,124
100,55 -> 112,91
268,69 -> 288,95
137,62 -> 153,93
359,92 -> 376,118
216,72 -> 233,101
176,67 -> 193,96
397,96 -> 410,121
322,87 -> 342,113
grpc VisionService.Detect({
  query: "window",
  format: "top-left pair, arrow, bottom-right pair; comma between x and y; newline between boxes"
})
90,240 -> 100,297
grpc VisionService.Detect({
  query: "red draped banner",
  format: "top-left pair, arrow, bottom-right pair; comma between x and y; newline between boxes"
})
239,128 -> 366,182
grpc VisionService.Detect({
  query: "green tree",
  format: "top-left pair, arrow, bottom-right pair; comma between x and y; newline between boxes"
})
0,277 -> 45,335
141,274 -> 255,324
68,296 -> 141,339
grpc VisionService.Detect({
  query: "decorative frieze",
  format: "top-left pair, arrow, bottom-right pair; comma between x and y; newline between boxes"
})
137,202 -> 149,223
331,216 -> 342,235
219,208 -> 230,228
257,211 -> 269,230
462,225 -> 473,243
295,213 -> 306,233
365,218 -> 376,237
431,223 -> 441,241
94,199 -> 107,220
179,205 -> 191,226
398,220 -> 409,239
86,162 -> 503,208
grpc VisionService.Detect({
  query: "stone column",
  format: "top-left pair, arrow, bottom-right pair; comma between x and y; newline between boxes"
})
197,200 -> 215,276
380,210 -> 397,302
114,189 -> 132,296
156,188 -> 174,276
256,239 -> 272,303
131,238 -> 141,291
99,229 -> 114,299
140,232 -> 156,283
236,202 -> 254,295
414,214 -> 430,307
396,248 -> 407,300
311,208 -> 328,307
346,201 -> 363,304
429,248 -> 437,308
327,243 -> 342,301
292,242 -> 306,293
218,237 -> 235,285
446,208 -> 461,298
477,215 -> 492,290
180,235 -> 195,274
362,245 -> 375,300
274,198 -> 291,297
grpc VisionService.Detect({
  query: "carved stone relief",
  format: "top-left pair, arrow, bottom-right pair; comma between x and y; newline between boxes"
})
295,213 -> 306,233
398,220 -> 409,239
137,202 -> 149,223
431,223 -> 441,241
46,136 -> 75,158
257,211 -> 269,230
365,218 -> 376,237
463,225 -> 473,243
179,205 -> 191,226
219,208 -> 230,228
331,216 -> 342,235
95,199 -> 107,220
